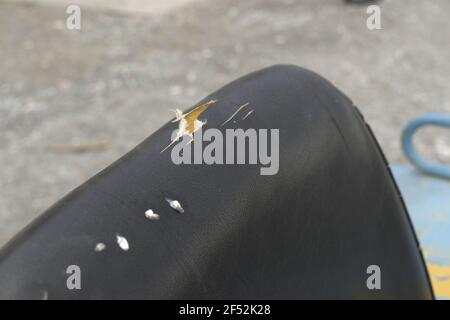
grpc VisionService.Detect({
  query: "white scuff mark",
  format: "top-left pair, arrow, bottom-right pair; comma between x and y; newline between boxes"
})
165,198 -> 184,213
221,102 -> 249,126
145,209 -> 160,220
242,109 -> 254,120
94,242 -> 106,252
42,290 -> 48,300
116,234 -> 129,251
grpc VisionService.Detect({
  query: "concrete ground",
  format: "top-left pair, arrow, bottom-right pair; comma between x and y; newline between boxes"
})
1,0 -> 449,247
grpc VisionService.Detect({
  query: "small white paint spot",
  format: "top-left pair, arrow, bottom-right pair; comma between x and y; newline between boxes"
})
165,198 -> 184,213
116,234 -> 129,251
145,209 -> 160,220
94,243 -> 106,252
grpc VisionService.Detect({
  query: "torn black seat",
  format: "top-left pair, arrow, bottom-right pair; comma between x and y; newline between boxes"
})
0,65 -> 433,299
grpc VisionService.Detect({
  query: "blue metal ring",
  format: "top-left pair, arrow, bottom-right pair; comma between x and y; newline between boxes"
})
402,113 -> 450,179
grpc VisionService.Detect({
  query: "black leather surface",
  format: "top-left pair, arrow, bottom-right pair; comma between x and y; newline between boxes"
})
0,65 -> 433,299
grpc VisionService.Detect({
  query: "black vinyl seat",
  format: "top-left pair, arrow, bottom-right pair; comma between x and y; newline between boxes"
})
0,65 -> 433,299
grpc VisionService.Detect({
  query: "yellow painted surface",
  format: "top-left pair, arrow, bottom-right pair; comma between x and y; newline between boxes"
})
427,264 -> 450,299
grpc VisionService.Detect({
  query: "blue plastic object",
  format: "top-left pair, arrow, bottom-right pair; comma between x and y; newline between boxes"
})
402,113 -> 450,179
396,113 -> 450,299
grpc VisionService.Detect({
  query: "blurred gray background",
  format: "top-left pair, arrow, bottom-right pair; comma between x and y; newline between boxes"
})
1,0 -> 449,247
